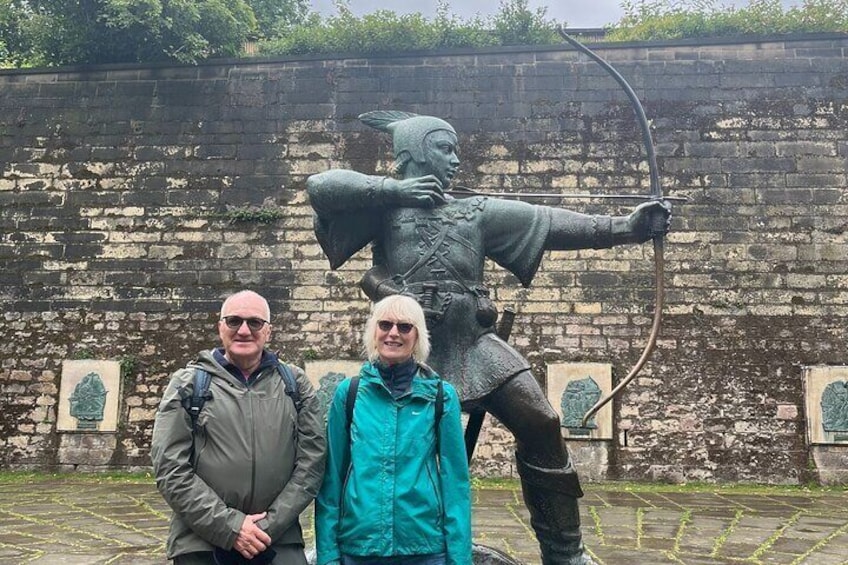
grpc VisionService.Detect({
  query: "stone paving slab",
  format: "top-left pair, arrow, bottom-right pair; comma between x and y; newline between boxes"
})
0,480 -> 846,564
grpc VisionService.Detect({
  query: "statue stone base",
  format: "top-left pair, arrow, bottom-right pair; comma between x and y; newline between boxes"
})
472,543 -> 523,564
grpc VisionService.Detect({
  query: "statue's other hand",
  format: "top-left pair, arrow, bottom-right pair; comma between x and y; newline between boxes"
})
384,176 -> 446,208
629,199 -> 672,242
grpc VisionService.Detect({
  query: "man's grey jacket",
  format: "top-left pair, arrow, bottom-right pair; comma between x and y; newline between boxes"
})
151,350 -> 326,559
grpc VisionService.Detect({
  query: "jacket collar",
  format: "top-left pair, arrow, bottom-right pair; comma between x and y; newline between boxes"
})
192,349 -> 278,386
213,348 -> 278,383
374,358 -> 417,399
360,361 -> 440,400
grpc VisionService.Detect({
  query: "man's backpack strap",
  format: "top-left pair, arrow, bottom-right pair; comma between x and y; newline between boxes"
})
185,363 -> 302,425
182,362 -> 302,462
178,368 -> 213,463
277,363 -> 303,412
184,369 -> 212,432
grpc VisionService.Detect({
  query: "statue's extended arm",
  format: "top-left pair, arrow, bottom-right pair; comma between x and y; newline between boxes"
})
546,200 -> 671,250
306,170 -> 447,216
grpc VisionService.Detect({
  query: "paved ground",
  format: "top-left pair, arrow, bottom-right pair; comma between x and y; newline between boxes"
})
0,479 -> 846,564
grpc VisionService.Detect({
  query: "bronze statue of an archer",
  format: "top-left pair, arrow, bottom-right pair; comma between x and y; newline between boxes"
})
306,110 -> 671,565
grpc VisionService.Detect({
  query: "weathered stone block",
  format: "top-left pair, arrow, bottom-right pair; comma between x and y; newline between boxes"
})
57,433 -> 117,466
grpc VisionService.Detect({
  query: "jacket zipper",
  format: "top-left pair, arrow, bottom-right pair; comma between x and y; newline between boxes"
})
425,459 -> 444,529
340,460 -> 353,519
248,379 -> 257,511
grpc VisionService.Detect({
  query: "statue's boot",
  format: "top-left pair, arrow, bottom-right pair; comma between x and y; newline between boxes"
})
517,456 -> 596,565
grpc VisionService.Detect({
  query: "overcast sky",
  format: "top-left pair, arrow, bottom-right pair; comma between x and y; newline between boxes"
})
309,1 -> 802,28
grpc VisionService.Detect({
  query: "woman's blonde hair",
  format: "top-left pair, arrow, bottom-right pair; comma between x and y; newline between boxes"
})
363,295 -> 430,363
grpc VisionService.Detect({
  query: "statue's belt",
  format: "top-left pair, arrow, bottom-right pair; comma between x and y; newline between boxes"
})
405,280 -> 489,297
405,279 -> 497,327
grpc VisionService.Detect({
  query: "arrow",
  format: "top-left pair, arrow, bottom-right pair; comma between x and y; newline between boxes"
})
446,188 -> 687,203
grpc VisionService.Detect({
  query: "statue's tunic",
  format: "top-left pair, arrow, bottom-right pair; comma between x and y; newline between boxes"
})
315,196 -> 553,403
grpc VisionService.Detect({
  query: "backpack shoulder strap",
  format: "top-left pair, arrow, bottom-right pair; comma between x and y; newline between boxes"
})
435,379 -> 444,428
340,375 -> 361,473
178,368 -> 213,465
277,362 -> 303,412
185,369 -> 212,432
417,363 -> 444,428
434,379 -> 444,464
346,376 -> 360,431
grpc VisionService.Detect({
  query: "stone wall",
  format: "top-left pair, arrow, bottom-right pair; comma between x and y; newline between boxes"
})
1,33 -> 847,483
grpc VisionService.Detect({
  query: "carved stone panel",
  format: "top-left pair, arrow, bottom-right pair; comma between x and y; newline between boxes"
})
805,365 -> 848,445
547,362 -> 613,440
58,360 -> 121,433
304,360 -> 362,419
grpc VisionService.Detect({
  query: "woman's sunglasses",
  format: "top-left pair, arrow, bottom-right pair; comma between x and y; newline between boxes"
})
377,320 -> 414,334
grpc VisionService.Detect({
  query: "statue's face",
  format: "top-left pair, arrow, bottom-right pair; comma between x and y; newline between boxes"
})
421,130 -> 460,188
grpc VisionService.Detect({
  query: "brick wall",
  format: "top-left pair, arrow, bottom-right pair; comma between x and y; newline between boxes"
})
1,33 -> 847,482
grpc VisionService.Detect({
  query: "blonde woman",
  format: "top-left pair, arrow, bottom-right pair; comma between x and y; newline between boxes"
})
316,295 -> 471,565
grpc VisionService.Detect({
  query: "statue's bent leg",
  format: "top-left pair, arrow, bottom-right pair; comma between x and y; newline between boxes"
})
515,457 -> 595,565
484,372 -> 596,565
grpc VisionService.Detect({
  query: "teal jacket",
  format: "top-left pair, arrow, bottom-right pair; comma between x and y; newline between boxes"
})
315,362 -> 472,565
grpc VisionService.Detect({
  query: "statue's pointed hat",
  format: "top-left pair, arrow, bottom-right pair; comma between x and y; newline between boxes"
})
359,110 -> 456,163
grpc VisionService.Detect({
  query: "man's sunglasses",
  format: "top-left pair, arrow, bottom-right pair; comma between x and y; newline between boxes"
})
222,316 -> 268,331
377,320 -> 415,334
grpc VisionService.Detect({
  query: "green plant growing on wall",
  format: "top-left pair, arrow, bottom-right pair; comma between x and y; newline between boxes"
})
221,206 -> 286,225
118,355 -> 138,381
72,348 -> 95,360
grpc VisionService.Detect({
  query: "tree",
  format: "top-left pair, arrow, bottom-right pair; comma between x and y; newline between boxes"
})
0,0 -> 28,67
489,0 -> 561,46
246,0 -> 309,38
2,0 -> 259,67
